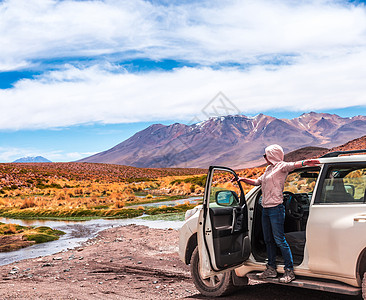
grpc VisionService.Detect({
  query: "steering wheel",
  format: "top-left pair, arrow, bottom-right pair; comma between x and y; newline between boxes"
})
283,191 -> 304,220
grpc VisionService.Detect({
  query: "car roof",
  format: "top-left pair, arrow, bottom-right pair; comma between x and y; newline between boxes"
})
318,154 -> 366,165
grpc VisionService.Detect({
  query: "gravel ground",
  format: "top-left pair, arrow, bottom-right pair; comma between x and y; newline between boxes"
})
0,224 -> 363,300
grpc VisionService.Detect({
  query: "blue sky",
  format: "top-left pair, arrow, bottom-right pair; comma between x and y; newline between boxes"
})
1,0 -> 366,162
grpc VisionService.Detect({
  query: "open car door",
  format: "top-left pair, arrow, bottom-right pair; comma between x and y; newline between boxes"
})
197,166 -> 251,278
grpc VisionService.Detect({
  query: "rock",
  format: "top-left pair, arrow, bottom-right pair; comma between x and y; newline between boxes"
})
53,257 -> 63,261
63,269 -> 70,272
137,261 -> 142,264
68,254 -> 75,260
77,248 -> 84,252
153,280 -> 158,284
9,267 -> 19,275
79,257 -> 84,260
41,263 -> 53,267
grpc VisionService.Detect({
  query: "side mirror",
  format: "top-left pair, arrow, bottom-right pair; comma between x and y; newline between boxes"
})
215,190 -> 239,207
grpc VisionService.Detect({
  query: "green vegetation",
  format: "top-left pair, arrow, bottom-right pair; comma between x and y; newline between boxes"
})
125,177 -> 158,183
0,222 -> 24,234
170,175 -> 207,187
125,195 -> 189,206
36,182 -> 63,189
141,212 -> 186,221
0,202 -> 196,221
0,222 -> 65,248
24,231 -> 64,243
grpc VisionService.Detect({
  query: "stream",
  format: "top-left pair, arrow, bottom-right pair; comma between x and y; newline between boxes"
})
0,197 -> 201,266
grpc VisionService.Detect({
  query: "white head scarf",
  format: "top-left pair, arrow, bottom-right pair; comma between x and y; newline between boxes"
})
265,144 -> 284,164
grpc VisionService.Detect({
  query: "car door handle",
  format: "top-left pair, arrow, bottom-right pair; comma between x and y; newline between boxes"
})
354,215 -> 366,222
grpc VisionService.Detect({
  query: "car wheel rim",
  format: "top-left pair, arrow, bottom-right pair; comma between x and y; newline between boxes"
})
200,273 -> 224,288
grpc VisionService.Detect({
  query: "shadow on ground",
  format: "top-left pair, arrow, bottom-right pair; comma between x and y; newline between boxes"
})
186,283 -> 362,300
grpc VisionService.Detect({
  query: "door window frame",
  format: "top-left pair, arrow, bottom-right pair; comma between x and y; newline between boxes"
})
203,166 -> 246,210
313,162 -> 366,205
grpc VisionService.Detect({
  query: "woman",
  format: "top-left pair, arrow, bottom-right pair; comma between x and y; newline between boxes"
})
235,144 -> 320,283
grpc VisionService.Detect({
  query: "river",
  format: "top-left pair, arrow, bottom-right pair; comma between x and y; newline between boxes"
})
0,197 -> 201,266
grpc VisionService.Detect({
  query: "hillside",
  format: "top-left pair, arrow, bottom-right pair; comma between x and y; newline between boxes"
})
79,112 -> 366,169
284,146 -> 328,162
0,162 -> 206,189
326,135 -> 366,153
281,135 -> 366,163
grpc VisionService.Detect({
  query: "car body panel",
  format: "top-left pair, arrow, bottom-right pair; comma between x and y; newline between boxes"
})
307,204 -> 366,281
179,155 -> 366,290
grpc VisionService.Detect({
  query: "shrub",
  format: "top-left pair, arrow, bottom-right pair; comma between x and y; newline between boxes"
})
20,198 -> 36,209
0,224 -> 17,234
113,200 -> 125,208
24,233 -> 58,243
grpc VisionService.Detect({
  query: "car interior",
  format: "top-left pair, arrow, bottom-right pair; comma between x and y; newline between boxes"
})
319,166 -> 366,204
251,167 -> 321,266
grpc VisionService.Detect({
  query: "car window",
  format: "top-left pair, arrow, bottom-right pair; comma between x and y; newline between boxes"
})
317,167 -> 366,204
209,169 -> 241,206
284,168 -> 320,194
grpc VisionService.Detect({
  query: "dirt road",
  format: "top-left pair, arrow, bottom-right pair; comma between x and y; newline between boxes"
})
0,224 -> 361,299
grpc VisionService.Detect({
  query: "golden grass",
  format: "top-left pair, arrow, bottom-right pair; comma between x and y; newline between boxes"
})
0,163 -> 267,219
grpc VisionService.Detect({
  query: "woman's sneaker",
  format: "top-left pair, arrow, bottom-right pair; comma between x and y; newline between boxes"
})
258,265 -> 277,279
279,268 -> 295,283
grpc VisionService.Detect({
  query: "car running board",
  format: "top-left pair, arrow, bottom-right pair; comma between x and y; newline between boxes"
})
246,273 -> 361,296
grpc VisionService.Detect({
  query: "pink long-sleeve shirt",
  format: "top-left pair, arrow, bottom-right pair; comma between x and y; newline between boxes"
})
253,161 -> 296,208
251,144 -> 297,208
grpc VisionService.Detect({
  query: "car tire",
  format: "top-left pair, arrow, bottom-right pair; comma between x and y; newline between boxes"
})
190,247 -> 234,297
362,272 -> 366,300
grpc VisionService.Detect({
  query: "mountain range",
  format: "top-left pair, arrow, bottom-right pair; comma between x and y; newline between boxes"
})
13,156 -> 52,163
80,112 -> 366,169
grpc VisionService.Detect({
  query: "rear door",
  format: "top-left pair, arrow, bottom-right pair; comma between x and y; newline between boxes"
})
307,162 -> 366,279
197,166 -> 250,277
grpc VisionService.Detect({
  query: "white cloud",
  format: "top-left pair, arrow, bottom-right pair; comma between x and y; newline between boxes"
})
0,146 -> 96,162
64,152 -> 97,160
0,0 -> 366,69
1,0 -> 366,130
1,47 -> 366,130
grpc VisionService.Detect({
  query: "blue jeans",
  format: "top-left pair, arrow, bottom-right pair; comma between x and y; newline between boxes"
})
262,204 -> 293,270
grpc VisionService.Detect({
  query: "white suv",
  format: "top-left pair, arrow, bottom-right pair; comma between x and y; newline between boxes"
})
178,150 -> 366,298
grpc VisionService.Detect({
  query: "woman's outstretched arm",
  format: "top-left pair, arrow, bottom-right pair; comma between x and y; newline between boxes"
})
232,177 -> 262,186
294,159 -> 320,168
